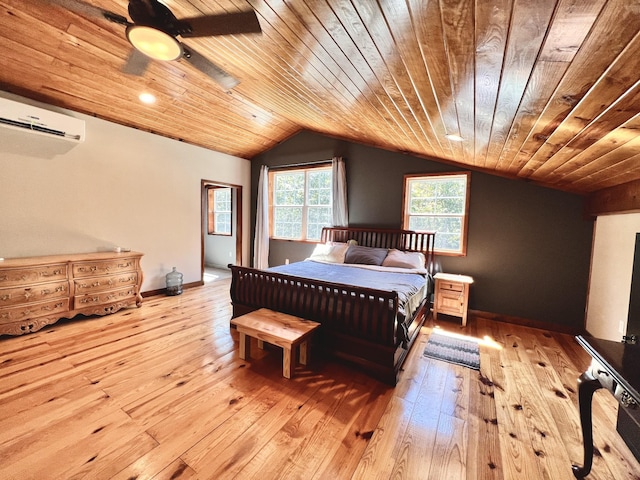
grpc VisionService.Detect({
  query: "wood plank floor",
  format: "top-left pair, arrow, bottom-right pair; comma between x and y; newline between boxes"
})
1,279 -> 639,479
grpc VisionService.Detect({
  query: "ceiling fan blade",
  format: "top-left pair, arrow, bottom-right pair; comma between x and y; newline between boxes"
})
182,47 -> 240,90
122,49 -> 151,76
179,10 -> 262,38
128,0 -> 180,31
42,0 -> 130,26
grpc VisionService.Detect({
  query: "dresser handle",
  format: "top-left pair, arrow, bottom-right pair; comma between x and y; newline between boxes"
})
41,269 -> 63,278
620,391 -> 638,409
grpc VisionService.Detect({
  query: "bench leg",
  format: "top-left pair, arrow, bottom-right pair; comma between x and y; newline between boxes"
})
238,332 -> 250,360
257,339 -> 264,350
299,341 -> 309,366
283,347 -> 294,379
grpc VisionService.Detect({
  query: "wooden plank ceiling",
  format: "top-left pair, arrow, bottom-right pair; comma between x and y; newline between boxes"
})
0,0 -> 639,195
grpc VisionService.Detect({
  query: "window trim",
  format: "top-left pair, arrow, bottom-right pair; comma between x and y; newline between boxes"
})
207,186 -> 232,236
401,171 -> 471,256
268,163 -> 332,242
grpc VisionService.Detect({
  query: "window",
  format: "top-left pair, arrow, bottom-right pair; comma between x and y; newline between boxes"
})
207,186 -> 232,235
402,172 -> 470,255
269,165 -> 332,241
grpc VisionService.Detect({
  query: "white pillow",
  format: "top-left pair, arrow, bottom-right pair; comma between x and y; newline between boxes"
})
308,242 -> 349,263
382,249 -> 425,269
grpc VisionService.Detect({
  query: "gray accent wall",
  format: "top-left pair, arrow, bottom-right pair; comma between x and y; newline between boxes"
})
251,131 -> 594,330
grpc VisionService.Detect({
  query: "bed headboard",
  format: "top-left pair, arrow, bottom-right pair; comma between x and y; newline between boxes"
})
321,226 -> 436,274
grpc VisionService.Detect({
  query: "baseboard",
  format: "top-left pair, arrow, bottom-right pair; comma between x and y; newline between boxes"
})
141,280 -> 204,298
470,309 -> 586,335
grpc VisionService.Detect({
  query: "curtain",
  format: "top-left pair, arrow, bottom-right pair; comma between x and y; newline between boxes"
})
253,165 -> 269,269
332,156 -> 348,227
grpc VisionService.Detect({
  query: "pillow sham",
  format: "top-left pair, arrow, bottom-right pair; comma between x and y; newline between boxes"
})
382,249 -> 425,269
344,245 -> 388,266
308,242 -> 349,263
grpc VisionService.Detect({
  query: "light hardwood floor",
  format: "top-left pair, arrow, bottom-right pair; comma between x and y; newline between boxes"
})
1,279 -> 639,480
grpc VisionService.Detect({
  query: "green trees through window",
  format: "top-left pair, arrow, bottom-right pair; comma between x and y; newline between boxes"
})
403,172 -> 470,255
270,166 -> 332,241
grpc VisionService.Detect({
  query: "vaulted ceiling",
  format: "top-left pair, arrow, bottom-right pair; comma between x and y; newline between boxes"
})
1,0 -> 639,195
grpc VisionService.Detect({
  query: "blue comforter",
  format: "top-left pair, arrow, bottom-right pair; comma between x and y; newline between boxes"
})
269,260 -> 426,300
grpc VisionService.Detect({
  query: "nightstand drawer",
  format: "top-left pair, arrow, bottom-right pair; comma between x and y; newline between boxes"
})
439,281 -> 464,292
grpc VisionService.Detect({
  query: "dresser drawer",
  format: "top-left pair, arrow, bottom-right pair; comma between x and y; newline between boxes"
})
0,280 -> 69,307
73,258 -> 138,278
74,272 -> 138,294
74,286 -> 137,308
0,298 -> 70,325
0,264 -> 68,288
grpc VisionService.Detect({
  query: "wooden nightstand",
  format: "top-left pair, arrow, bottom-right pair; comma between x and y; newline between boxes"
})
433,273 -> 474,326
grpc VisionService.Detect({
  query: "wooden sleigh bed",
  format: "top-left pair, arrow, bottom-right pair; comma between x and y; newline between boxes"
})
229,226 -> 436,385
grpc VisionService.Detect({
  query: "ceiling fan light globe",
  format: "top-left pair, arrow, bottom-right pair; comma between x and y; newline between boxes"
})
126,25 -> 182,61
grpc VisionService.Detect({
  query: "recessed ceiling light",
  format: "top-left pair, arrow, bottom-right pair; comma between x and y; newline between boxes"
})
445,134 -> 464,142
139,92 -> 156,104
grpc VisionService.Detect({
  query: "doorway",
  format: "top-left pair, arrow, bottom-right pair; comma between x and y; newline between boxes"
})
201,180 -> 242,283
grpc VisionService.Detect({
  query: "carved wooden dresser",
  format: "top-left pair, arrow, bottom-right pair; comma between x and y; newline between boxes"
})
0,251 -> 143,335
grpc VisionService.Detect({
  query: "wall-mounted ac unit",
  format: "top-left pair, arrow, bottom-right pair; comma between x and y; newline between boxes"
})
0,96 -> 86,157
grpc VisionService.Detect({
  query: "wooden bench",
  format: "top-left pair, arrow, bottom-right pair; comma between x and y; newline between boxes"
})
230,308 -> 321,378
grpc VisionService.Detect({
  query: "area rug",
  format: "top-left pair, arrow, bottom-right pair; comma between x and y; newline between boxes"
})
423,330 -> 480,370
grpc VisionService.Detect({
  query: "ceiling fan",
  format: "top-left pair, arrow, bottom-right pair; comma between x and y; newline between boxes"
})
45,0 -> 263,89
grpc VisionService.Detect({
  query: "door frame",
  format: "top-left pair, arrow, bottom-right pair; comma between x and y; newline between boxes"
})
201,179 -> 243,281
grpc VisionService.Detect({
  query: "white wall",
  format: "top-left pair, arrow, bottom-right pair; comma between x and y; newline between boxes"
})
586,213 -> 640,340
0,91 -> 251,292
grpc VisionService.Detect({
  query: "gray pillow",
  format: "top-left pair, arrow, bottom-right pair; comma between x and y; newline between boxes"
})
344,245 -> 388,266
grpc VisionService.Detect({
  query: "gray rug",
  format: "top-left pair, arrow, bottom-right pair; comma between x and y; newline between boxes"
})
423,330 -> 480,370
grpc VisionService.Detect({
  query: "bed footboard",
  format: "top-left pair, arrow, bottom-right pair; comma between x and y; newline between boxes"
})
229,265 -> 399,345
229,265 -> 423,383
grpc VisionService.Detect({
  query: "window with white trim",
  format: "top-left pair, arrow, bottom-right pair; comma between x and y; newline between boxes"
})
402,172 -> 470,255
269,165 -> 332,241
207,186 -> 232,235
